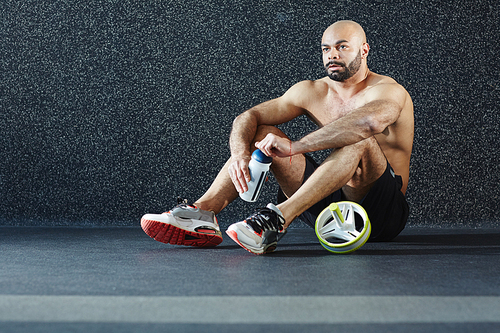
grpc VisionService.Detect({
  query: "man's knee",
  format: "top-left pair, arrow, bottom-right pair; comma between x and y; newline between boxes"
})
338,136 -> 383,159
326,136 -> 386,182
253,125 -> 287,143
359,137 -> 386,164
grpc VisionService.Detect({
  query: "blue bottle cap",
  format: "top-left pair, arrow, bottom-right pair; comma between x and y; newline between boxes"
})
252,149 -> 273,164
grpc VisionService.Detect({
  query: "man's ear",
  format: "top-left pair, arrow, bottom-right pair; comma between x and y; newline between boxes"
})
362,43 -> 370,59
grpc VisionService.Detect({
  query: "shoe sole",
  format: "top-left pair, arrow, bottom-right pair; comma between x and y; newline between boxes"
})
141,218 -> 223,247
225,229 -> 276,255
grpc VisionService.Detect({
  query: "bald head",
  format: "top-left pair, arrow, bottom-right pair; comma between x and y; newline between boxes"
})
323,20 -> 367,47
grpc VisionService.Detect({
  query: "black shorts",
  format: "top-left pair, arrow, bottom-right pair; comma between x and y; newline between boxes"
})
277,154 -> 409,241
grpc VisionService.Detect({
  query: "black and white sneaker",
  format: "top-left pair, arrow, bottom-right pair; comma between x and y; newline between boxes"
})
226,203 -> 286,255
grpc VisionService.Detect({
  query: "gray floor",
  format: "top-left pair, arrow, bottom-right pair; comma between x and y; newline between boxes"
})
0,226 -> 499,332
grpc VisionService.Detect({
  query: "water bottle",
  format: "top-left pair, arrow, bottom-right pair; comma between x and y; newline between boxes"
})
239,149 -> 272,202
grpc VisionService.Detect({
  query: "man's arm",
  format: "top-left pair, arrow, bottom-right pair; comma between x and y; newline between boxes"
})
228,82 -> 309,192
293,97 -> 403,154
257,83 -> 407,157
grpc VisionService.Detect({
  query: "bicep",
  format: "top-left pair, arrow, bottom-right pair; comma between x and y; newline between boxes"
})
249,82 -> 309,126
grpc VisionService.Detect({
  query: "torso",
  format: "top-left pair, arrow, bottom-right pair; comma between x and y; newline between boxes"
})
300,72 -> 414,193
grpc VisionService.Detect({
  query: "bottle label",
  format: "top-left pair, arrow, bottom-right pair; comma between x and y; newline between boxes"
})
251,171 -> 268,201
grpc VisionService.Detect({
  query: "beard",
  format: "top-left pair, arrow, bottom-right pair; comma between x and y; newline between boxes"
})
325,50 -> 362,82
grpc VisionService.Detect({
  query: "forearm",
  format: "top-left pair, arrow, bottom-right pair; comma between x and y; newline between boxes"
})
291,100 -> 399,155
293,129 -> 364,155
292,115 -> 373,155
229,111 -> 259,159
228,110 -> 261,193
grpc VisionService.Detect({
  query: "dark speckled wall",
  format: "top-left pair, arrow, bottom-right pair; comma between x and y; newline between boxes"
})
1,0 -> 499,228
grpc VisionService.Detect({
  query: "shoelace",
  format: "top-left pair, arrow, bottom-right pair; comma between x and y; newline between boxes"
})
176,197 -> 190,207
245,208 -> 285,234
165,197 -> 193,214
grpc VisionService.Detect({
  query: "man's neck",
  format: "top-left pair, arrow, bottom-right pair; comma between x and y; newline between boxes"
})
329,66 -> 370,100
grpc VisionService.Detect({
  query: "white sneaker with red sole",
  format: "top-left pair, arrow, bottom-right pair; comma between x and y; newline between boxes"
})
141,198 -> 222,247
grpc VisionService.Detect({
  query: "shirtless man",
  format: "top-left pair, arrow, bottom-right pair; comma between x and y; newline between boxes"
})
141,20 -> 414,255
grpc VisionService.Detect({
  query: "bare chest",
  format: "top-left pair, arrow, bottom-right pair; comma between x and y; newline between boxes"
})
307,94 -> 367,126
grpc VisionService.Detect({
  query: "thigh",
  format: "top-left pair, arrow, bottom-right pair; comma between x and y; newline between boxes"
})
341,137 -> 389,203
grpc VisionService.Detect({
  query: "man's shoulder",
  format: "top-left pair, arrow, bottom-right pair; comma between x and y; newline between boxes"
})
283,79 -> 330,100
366,72 -> 410,100
367,72 -> 400,87
290,78 -> 330,90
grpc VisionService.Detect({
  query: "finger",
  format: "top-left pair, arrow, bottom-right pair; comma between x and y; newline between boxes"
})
229,164 -> 243,193
242,164 -> 251,183
235,166 -> 248,192
262,142 -> 274,157
255,140 -> 267,154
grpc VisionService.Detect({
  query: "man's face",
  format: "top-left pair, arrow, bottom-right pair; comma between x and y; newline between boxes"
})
321,24 -> 365,82
324,49 -> 362,82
